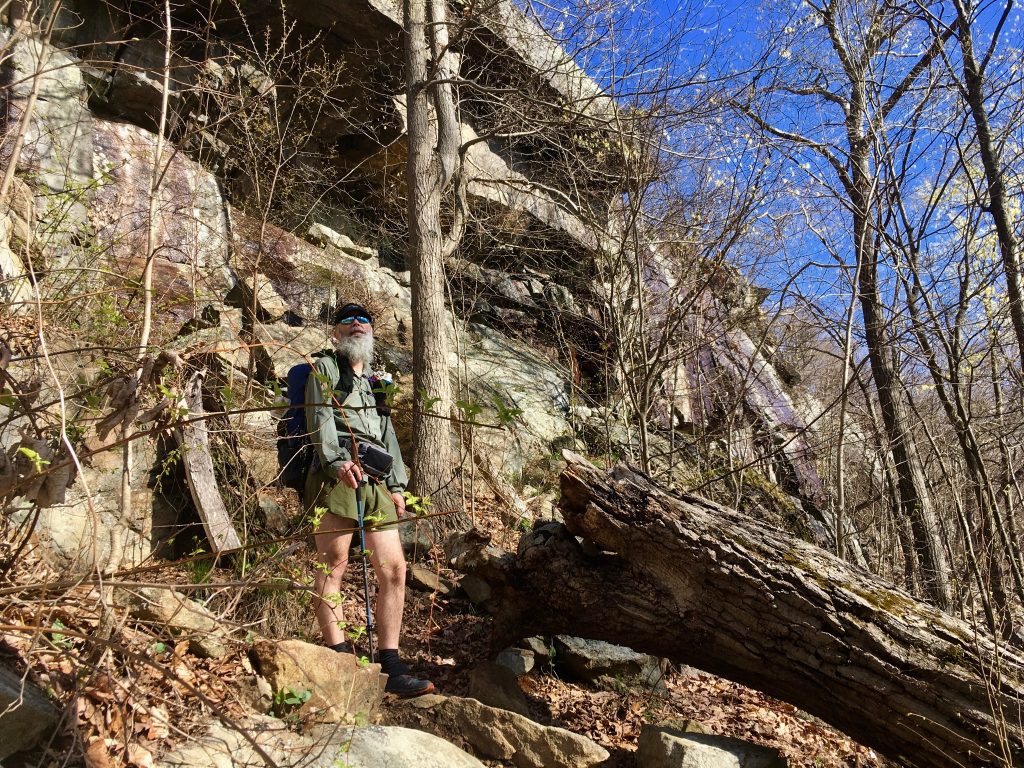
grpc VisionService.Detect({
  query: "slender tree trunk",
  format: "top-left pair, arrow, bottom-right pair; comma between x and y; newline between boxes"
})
404,0 -> 465,530
952,0 -> 1024,369
846,84 -> 952,606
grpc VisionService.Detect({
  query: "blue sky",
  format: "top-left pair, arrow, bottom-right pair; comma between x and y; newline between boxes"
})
512,0 -> 1022,378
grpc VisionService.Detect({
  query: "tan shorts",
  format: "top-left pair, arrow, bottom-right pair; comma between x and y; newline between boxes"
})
304,469 -> 398,528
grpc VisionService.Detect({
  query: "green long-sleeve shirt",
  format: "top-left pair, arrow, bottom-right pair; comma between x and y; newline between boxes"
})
304,354 -> 408,493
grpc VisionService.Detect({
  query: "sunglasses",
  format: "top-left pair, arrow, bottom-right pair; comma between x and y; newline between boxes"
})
338,315 -> 372,326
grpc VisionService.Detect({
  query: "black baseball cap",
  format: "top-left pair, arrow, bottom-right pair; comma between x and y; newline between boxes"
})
332,303 -> 373,326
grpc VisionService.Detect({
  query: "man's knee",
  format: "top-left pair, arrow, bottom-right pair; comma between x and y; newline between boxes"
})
376,556 -> 406,591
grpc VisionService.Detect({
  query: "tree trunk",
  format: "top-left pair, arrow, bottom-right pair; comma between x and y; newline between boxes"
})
404,0 -> 465,529
952,0 -> 1024,370
846,105 -> 951,608
453,453 -> 1024,768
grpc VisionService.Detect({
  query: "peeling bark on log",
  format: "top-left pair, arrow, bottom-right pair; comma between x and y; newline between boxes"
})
453,452 -> 1024,768
175,372 -> 242,554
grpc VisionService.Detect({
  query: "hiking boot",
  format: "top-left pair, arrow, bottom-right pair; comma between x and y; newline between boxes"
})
379,654 -> 435,697
384,672 -> 436,697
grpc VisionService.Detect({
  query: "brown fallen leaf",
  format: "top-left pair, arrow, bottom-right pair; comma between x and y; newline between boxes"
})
84,737 -> 111,768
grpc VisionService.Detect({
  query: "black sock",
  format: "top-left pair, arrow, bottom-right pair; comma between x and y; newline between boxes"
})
378,648 -> 402,673
329,641 -> 354,653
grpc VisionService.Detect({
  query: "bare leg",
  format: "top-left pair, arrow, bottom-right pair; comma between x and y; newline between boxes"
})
313,513 -> 355,646
366,527 -> 407,650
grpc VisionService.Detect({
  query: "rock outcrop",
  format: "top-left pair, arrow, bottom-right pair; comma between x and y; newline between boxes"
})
0,665 -> 59,760
250,639 -> 386,724
638,725 -> 788,768
155,716 -> 486,768
391,694 -> 610,768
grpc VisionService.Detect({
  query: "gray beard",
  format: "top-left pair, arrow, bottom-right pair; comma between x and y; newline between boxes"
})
333,332 -> 374,370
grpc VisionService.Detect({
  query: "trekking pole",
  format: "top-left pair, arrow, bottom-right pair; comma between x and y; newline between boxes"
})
355,478 -> 375,664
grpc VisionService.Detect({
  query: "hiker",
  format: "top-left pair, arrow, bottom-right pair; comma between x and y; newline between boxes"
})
304,302 -> 434,697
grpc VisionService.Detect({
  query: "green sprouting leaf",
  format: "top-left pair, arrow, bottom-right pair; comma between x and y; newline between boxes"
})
17,446 -> 50,472
455,399 -> 483,421
417,387 -> 441,414
491,394 -> 523,425
50,620 -> 72,650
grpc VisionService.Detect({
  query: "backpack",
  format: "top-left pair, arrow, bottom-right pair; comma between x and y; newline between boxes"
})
276,350 -> 393,492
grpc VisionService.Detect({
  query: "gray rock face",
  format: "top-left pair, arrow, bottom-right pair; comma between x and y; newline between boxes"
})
0,30 -> 94,194
156,717 -> 485,768
0,665 -> 59,760
391,694 -> 609,768
341,725 -> 486,768
553,635 -> 665,692
467,661 -> 531,717
251,321 -> 331,381
5,429 -> 156,574
227,271 -> 292,322
637,725 -> 788,768
495,646 -> 536,675
459,323 -> 572,482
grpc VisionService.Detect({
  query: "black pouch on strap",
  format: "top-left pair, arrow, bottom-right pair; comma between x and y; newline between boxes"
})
357,442 -> 394,480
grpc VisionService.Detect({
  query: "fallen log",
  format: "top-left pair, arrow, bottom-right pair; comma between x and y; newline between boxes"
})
175,372 -> 242,554
452,452 -> 1024,768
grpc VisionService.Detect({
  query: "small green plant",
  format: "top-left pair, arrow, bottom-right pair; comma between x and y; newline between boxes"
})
402,491 -> 431,517
151,641 -> 169,655
273,685 -> 312,714
186,541 -> 212,584
321,592 -> 344,608
154,445 -> 185,491
347,624 -> 367,645
220,383 -> 238,412
455,398 -> 483,424
307,505 -> 328,531
17,446 -> 50,473
491,394 -> 523,425
373,377 -> 400,407
417,387 -> 441,414
49,620 -> 73,650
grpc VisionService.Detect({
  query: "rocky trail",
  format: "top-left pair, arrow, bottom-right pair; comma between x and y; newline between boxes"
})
1,484 -> 888,768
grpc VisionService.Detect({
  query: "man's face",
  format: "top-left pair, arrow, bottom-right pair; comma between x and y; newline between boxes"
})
333,315 -> 373,342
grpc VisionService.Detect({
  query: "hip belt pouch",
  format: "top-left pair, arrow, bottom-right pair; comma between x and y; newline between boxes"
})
357,442 -> 394,480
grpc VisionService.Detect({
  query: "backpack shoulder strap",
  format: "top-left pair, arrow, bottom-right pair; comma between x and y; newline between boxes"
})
312,349 -> 354,401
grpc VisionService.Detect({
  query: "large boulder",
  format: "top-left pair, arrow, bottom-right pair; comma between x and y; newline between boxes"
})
88,119 -> 234,313
552,635 -> 665,692
0,665 -> 59,760
156,716 -> 485,768
0,216 -> 31,311
637,725 -> 788,768
339,725 -> 486,768
467,661 -> 531,717
250,640 -> 385,724
250,321 -> 331,381
0,29 -> 94,194
5,428 -> 156,574
391,694 -> 608,768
